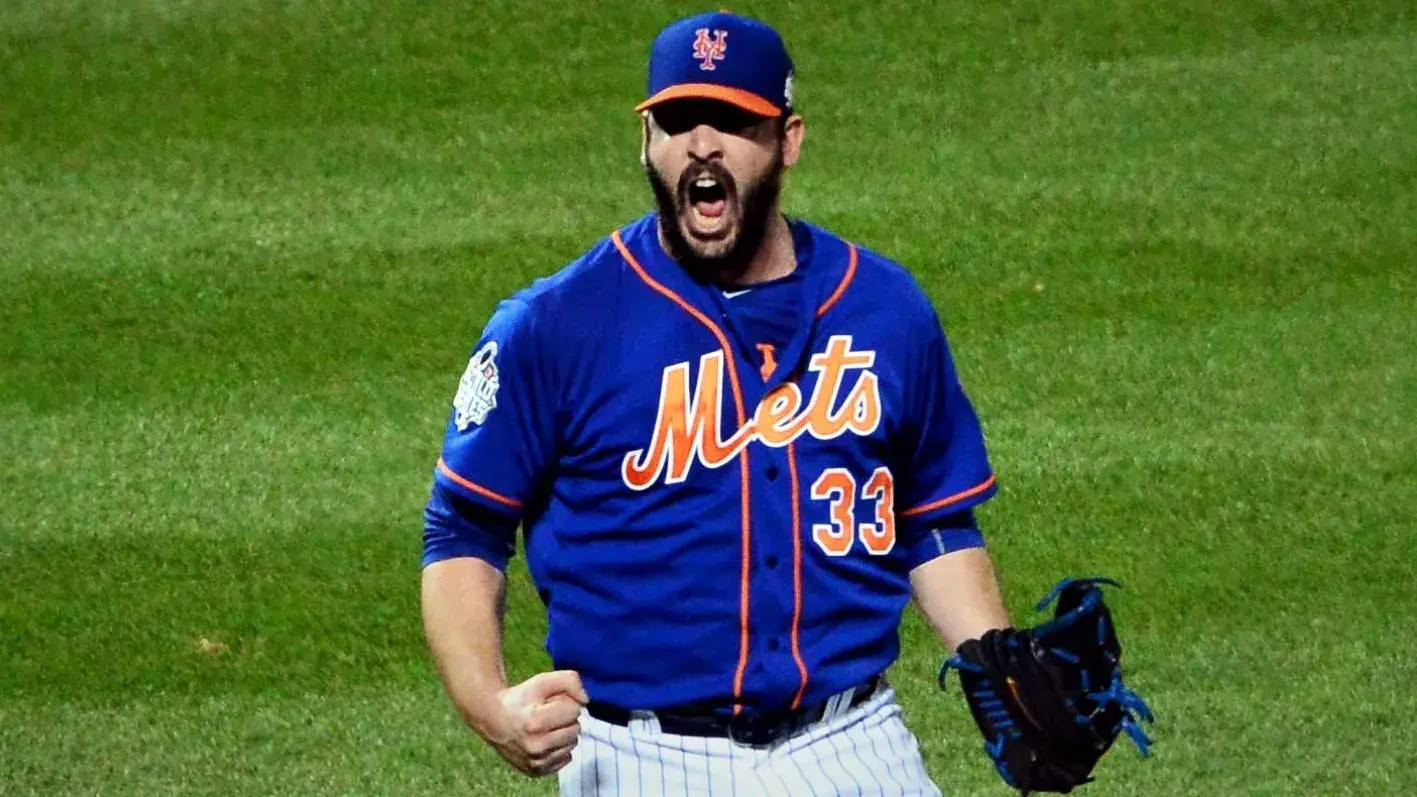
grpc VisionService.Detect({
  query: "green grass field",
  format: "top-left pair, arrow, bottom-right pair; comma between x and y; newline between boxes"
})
3,1 -> 1415,794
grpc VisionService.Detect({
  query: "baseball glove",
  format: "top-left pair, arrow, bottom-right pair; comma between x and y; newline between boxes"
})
939,577 -> 1154,795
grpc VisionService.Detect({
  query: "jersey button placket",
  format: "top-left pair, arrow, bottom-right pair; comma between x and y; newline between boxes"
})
747,445 -> 799,701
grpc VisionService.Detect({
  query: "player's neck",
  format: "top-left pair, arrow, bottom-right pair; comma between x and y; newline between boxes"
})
657,206 -> 796,287
685,209 -> 793,289
728,210 -> 795,287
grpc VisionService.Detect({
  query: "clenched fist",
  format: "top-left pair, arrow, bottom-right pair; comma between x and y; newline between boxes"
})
487,670 -> 590,776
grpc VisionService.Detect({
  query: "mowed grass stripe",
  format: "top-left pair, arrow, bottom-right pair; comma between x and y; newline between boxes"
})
0,514 -> 552,702
798,32 -> 1416,292
0,232 -> 598,414
0,409 -> 441,542
0,684 -> 532,797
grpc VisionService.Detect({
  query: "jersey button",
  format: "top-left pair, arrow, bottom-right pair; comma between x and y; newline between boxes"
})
765,555 -> 779,569
768,638 -> 781,651
765,465 -> 780,481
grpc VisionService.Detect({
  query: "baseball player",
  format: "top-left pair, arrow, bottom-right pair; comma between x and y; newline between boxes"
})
421,11 -> 1013,796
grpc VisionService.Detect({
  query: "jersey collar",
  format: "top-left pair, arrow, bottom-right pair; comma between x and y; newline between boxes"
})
618,212 -> 858,389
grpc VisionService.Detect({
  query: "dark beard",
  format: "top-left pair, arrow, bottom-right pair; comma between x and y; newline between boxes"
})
646,152 -> 784,282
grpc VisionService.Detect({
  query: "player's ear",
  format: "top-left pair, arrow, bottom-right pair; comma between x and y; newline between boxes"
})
781,113 -> 805,169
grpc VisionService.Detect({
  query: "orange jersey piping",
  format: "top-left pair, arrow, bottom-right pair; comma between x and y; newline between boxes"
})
816,243 -> 858,318
787,440 -> 810,709
436,458 -> 524,510
612,229 -> 755,715
900,473 -> 997,518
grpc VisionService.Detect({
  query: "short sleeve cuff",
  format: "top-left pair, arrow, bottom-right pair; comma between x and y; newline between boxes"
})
423,481 -> 519,571
422,534 -> 515,572
905,526 -> 986,569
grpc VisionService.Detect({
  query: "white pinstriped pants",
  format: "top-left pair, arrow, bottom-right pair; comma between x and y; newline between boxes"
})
558,687 -> 943,796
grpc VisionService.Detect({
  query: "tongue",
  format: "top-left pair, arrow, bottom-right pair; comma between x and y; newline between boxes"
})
695,199 -> 726,219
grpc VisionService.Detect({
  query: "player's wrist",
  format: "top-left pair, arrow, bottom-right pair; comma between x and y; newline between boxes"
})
442,673 -> 512,745
467,688 -> 516,744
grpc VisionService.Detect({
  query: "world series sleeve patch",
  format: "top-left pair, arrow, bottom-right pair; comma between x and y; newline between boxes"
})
434,299 -> 558,515
453,340 -> 500,430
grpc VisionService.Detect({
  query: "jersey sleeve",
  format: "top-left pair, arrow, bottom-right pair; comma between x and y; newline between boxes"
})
895,310 -> 999,536
423,481 -> 521,570
430,297 -> 558,522
902,509 -> 985,569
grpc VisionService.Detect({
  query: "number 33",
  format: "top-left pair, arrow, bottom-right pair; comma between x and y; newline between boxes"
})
810,467 -> 895,556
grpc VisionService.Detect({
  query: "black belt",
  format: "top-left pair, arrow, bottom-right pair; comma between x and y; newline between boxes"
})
586,675 -> 883,748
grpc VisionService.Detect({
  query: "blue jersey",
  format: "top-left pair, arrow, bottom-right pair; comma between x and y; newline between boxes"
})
424,212 -> 998,716
714,220 -> 811,380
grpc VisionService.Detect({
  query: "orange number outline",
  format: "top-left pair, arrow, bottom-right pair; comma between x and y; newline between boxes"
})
859,467 -> 896,555
810,469 -> 856,557
809,467 -> 896,557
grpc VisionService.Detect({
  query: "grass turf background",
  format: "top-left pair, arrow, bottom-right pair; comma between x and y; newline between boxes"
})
2,1 -> 1415,794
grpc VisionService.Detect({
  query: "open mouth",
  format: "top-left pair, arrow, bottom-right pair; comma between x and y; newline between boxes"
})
687,174 -> 728,220
682,172 -> 736,233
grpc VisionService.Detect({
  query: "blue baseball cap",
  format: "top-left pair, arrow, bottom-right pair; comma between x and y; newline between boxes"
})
635,11 -> 795,118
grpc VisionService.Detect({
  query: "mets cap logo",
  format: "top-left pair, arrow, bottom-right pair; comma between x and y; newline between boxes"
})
693,28 -> 728,71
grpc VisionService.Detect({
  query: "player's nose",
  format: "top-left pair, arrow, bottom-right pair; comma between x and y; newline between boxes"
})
685,124 -> 724,162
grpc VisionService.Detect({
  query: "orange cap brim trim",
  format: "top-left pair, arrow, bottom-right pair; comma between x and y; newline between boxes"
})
634,84 -> 782,118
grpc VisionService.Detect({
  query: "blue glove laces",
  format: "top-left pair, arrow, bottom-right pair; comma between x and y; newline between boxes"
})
939,576 -> 1157,764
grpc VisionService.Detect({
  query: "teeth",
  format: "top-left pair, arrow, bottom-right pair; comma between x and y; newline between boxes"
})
694,177 -> 718,188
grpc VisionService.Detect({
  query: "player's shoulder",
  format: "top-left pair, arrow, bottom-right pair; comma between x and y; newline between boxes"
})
495,214 -> 654,316
501,229 -> 623,311
487,214 -> 653,332
798,219 -> 943,329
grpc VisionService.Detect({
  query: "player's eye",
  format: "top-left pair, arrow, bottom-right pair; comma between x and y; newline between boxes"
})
652,100 -> 763,137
